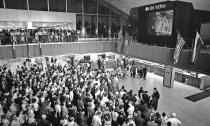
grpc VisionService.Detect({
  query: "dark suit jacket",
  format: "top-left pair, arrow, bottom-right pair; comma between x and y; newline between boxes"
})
39,119 -> 51,126
152,91 -> 160,100
134,116 -> 145,126
142,93 -> 150,103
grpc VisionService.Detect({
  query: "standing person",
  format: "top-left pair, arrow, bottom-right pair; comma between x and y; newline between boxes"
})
67,117 -> 78,126
122,115 -> 136,126
39,114 -> 51,126
134,110 -> 145,126
142,91 -> 150,104
151,88 -> 160,111
138,87 -> 144,99
132,67 -> 136,78
97,58 -> 101,70
161,112 -> 168,126
143,66 -> 147,80
139,67 -> 143,79
130,66 -> 133,77
127,101 -> 135,118
103,111 -> 112,126
92,111 -> 102,126
166,113 -> 181,126
147,117 -> 158,126
137,67 -> 141,78
113,76 -> 119,91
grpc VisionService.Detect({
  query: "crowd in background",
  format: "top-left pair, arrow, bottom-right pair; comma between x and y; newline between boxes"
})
0,23 -> 125,45
0,57 -> 181,126
0,28 -> 78,45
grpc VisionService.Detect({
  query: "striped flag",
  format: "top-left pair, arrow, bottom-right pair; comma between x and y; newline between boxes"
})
191,32 -> 204,63
173,32 -> 185,64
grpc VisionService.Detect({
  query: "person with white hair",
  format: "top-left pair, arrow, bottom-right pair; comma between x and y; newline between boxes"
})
166,113 -> 181,126
39,114 -> 51,126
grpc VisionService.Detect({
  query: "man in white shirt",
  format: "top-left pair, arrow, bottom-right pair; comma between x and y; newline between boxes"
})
92,111 -> 102,126
166,113 -> 181,126
55,101 -> 61,115
127,101 -> 135,117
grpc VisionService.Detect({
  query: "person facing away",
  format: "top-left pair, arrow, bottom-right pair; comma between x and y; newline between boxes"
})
134,110 -> 145,126
166,113 -> 181,126
161,112 -> 168,126
92,111 -> 102,126
143,66 -> 147,80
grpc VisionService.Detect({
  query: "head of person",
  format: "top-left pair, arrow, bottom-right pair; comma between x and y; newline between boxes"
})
96,111 -> 102,116
136,110 -> 142,117
171,112 -> 176,118
153,87 -> 157,92
162,112 -> 166,117
41,114 -> 47,120
167,122 -> 172,126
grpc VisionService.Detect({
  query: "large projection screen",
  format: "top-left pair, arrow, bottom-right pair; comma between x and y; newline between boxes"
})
147,10 -> 174,36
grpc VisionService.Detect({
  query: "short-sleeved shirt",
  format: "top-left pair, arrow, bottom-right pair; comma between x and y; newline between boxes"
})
167,118 -> 181,126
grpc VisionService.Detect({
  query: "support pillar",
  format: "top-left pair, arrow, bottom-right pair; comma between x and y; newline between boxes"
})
163,65 -> 175,88
96,0 -> 98,37
108,6 -> 112,39
82,0 -> 85,38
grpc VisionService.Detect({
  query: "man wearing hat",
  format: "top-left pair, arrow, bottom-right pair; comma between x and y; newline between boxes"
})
166,113 -> 181,126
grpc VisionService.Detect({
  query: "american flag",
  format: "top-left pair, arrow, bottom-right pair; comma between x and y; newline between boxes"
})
173,32 -> 185,64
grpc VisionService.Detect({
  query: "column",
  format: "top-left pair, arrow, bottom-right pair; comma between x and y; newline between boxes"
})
66,0 -> 68,13
96,0 -> 98,37
81,0 -> 85,38
163,65 -> 175,88
47,0 -> 50,11
3,0 -> 5,8
109,6 -> 112,39
26,0 -> 29,10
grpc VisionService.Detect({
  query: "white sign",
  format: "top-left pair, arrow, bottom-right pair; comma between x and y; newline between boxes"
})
145,4 -> 167,11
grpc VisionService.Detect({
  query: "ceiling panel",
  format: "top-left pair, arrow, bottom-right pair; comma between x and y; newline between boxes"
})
105,0 -> 210,14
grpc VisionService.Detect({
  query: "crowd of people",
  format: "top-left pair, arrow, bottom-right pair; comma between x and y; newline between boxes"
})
130,66 -> 148,80
0,57 -> 181,126
0,28 -> 78,45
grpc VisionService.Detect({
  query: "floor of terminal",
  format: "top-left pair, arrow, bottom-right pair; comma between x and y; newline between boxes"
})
119,72 -> 210,126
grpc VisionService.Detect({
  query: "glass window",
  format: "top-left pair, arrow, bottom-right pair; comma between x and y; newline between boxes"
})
76,14 -> 82,31
29,0 -> 48,11
98,16 -> 109,38
0,0 -> 3,8
98,2 -> 109,15
111,16 -> 120,37
5,0 -> 27,10
67,0 -> 82,13
49,0 -> 66,12
84,0 -> 96,14
84,15 -> 96,38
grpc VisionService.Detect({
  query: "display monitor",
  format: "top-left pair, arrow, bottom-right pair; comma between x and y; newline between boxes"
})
147,10 -> 174,36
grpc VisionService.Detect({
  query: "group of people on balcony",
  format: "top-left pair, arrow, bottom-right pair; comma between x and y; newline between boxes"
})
0,29 -> 78,45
